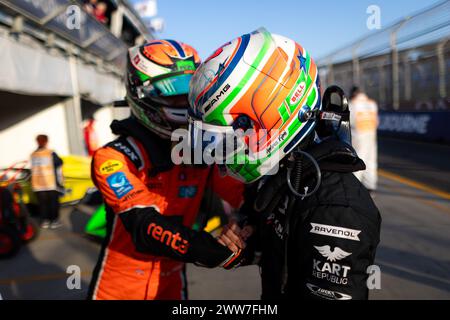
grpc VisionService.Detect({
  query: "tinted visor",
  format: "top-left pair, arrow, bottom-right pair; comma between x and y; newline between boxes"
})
137,77 -> 191,113
188,116 -> 246,163
138,73 -> 191,98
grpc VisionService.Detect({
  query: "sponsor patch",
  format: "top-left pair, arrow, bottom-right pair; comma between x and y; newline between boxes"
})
290,81 -> 306,105
121,189 -> 144,201
99,160 -> 124,175
312,259 -> 351,285
178,186 -> 198,198
204,83 -> 231,113
306,283 -> 352,300
278,131 -> 288,141
147,223 -> 189,254
310,223 -> 361,241
106,172 -> 133,199
111,141 -> 139,162
133,54 -> 140,65
312,246 -> 352,285
320,111 -> 342,121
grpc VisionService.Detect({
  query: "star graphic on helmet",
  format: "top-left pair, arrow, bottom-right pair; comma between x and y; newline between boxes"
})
215,57 -> 229,77
297,49 -> 307,73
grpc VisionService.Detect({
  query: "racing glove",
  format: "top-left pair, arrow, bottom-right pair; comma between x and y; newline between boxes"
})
120,206 -> 242,268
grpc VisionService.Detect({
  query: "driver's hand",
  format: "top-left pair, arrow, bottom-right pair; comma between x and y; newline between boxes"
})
217,220 -> 246,253
239,225 -> 254,241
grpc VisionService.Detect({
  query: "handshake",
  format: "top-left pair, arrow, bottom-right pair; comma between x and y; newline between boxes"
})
217,220 -> 254,270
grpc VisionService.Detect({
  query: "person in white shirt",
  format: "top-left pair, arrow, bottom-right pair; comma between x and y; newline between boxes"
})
349,86 -> 379,192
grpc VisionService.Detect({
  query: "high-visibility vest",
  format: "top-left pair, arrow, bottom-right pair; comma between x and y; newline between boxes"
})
30,148 -> 57,191
350,94 -> 378,133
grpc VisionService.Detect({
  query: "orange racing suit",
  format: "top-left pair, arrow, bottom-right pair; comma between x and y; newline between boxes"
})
88,118 -> 244,300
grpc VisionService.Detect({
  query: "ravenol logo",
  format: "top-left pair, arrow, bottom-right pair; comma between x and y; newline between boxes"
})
106,172 -> 133,199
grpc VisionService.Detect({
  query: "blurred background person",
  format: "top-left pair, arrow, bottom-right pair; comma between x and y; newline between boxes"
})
83,0 -> 97,15
83,117 -> 99,156
349,86 -> 379,193
94,2 -> 108,24
30,135 -> 64,229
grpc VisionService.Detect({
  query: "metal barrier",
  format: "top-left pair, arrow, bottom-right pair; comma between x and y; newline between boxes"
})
317,0 -> 450,113
0,0 -> 152,71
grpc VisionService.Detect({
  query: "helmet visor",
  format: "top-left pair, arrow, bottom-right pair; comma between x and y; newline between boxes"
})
138,73 -> 191,97
136,75 -> 192,113
188,116 -> 246,163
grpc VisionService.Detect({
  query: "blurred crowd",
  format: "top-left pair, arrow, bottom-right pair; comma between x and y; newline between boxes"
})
83,0 -> 109,25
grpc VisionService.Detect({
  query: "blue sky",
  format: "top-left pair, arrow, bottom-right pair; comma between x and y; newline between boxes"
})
133,0 -> 441,60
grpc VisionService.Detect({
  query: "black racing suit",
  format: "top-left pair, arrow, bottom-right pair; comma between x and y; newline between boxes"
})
241,138 -> 381,300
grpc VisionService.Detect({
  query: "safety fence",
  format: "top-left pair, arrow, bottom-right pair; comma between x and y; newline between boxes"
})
317,0 -> 450,113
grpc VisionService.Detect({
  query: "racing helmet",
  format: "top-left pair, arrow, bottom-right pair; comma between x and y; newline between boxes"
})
126,39 -> 201,139
188,28 -> 321,183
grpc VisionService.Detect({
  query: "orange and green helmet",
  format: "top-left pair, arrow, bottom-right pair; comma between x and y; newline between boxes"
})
126,39 -> 201,138
188,28 -> 321,183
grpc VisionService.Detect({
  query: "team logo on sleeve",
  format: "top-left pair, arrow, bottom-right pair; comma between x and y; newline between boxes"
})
106,172 -> 134,199
100,160 -> 124,175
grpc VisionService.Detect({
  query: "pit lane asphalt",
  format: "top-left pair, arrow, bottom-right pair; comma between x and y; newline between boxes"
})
0,137 -> 449,300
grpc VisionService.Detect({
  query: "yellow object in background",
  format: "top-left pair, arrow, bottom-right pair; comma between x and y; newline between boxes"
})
59,155 -> 95,204
7,155 -> 96,206
204,216 -> 222,233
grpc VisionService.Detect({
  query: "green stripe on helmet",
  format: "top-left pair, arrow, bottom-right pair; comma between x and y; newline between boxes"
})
205,30 -> 273,125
